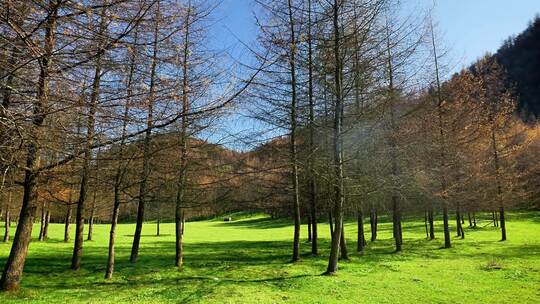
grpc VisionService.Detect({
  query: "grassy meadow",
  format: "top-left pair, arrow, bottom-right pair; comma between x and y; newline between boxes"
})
0,212 -> 539,303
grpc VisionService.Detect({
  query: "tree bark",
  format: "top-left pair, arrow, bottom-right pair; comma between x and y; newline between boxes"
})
64,204 -> 72,243
130,2 -> 159,263
443,204 -> 451,248
328,210 -> 334,241
340,221 -> 348,260
456,203 -> 462,237
105,23 -> 137,279
430,20 -> 451,249
38,202 -> 46,241
424,210 -> 429,239
357,210 -> 365,251
3,187 -> 11,242
385,17 -> 402,253
500,206 -> 506,241
43,209 -> 50,240
175,0 -> 190,269
307,216 -> 312,242
370,207 -> 377,241
72,4 -> 108,270
392,197 -> 402,252
287,0 -> 301,263
0,8 -> 57,283
306,0 -> 318,257
105,186 -> 120,279
428,208 -> 435,240
325,0 -> 344,275
87,184 -> 97,241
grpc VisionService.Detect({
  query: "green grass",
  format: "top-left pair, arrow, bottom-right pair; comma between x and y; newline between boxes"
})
0,212 -> 539,303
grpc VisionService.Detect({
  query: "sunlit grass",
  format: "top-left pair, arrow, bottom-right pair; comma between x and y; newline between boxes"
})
0,212 -> 539,303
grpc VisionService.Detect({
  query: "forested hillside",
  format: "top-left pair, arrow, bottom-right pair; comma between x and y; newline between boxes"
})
495,16 -> 540,118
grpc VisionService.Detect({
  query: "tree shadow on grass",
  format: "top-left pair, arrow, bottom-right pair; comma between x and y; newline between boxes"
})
8,239 -> 321,303
214,217 -> 293,229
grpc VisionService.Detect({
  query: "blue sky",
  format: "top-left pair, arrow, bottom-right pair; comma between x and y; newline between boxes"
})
212,0 -> 540,71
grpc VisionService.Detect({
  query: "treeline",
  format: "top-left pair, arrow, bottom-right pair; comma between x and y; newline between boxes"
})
242,0 -> 540,274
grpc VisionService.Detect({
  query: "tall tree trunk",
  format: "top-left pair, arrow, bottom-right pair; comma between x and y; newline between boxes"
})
370,207 -> 377,241
43,208 -> 50,240
443,205 -> 451,248
306,0 -> 318,257
287,0 -> 301,263
3,187 -> 11,242
0,5 -> 57,287
392,197 -> 402,252
87,165 -> 98,242
156,216 -> 160,237
500,206 -> 506,241
182,213 -> 185,235
130,2 -> 159,263
340,221 -> 348,260
489,104 -> 506,240
325,0 -> 344,275
468,212 -> 472,227
428,207 -> 435,240
175,209 -> 184,268
72,4 -> 108,270
357,210 -> 365,251
385,18 -> 403,253
328,210 -> 334,240
87,192 -> 96,241
105,186 -> 120,279
64,204 -> 72,243
175,0 -> 190,269
38,202 -> 46,241
105,24 -> 138,279
424,210 -> 429,239
307,216 -> 312,242
430,20 -> 451,249
456,203 -> 462,237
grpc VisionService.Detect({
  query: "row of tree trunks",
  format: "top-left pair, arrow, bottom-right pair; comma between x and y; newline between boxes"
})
38,203 -> 50,241
492,210 -> 499,227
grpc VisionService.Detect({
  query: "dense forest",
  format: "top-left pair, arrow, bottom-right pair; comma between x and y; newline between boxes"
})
495,15 -> 540,119
0,0 -> 539,296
